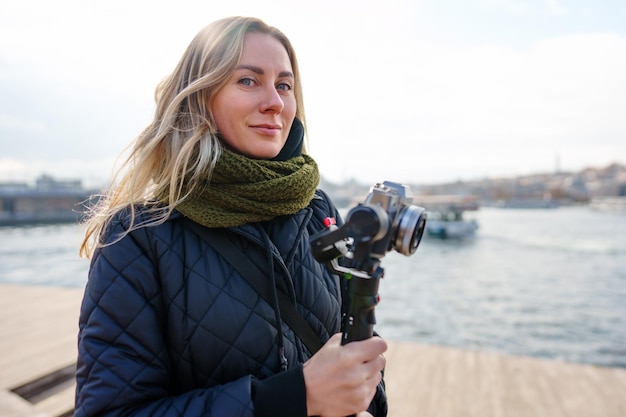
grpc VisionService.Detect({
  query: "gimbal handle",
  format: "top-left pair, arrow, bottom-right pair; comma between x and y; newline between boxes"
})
341,271 -> 383,345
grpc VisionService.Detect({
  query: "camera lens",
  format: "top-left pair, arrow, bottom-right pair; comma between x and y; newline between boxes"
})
393,205 -> 427,256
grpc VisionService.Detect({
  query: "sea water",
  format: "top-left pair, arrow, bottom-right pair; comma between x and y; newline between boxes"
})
1,206 -> 624,368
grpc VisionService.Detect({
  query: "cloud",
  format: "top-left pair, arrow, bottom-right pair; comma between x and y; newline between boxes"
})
0,113 -> 47,135
1,0 -> 625,185
306,31 -> 626,183
476,0 -> 531,15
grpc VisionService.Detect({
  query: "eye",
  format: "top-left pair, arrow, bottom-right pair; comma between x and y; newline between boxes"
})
277,82 -> 293,92
238,77 -> 256,87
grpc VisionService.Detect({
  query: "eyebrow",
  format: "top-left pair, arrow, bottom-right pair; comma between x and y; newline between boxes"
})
236,64 -> 294,79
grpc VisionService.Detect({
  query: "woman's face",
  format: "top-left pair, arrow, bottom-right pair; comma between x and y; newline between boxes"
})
211,32 -> 297,159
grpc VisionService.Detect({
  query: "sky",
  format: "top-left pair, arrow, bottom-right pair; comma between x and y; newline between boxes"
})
1,0 -> 625,188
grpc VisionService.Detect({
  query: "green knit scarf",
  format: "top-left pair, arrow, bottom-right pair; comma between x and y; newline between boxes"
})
176,149 -> 320,228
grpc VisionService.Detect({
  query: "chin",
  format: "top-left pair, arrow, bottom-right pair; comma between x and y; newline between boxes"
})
254,145 -> 285,160
243,149 -> 282,160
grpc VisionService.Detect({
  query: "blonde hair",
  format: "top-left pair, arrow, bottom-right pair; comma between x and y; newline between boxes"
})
80,16 -> 307,258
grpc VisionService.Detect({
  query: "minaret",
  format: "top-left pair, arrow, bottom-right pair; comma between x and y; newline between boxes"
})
555,152 -> 561,174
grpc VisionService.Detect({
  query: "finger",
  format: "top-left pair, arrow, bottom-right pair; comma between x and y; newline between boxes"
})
344,337 -> 388,362
362,352 -> 386,376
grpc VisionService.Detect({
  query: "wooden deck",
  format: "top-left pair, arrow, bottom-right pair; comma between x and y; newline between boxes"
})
1,283 -> 625,417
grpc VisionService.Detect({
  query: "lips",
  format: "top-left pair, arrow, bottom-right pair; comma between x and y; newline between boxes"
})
250,124 -> 282,135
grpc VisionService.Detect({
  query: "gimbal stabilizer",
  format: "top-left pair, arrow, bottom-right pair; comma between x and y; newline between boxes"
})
309,181 -> 427,344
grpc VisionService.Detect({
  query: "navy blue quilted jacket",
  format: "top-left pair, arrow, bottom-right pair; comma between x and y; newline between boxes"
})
75,190 -> 387,417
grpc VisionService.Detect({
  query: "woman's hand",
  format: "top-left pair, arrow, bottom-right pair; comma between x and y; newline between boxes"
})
303,333 -> 387,417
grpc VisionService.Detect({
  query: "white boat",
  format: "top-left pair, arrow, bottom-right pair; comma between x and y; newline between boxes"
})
426,210 -> 478,239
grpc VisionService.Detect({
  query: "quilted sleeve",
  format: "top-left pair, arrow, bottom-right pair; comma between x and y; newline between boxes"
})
75,221 -> 254,417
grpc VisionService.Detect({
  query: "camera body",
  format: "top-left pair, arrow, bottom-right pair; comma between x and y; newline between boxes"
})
310,181 -> 427,343
361,181 -> 427,258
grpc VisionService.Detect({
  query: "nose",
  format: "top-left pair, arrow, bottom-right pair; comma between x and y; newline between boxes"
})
260,86 -> 284,114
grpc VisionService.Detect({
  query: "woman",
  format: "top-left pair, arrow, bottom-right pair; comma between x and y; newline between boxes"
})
76,16 -> 387,417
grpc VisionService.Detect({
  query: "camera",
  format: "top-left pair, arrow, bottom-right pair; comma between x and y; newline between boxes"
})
310,181 -> 427,343
311,181 -> 427,275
